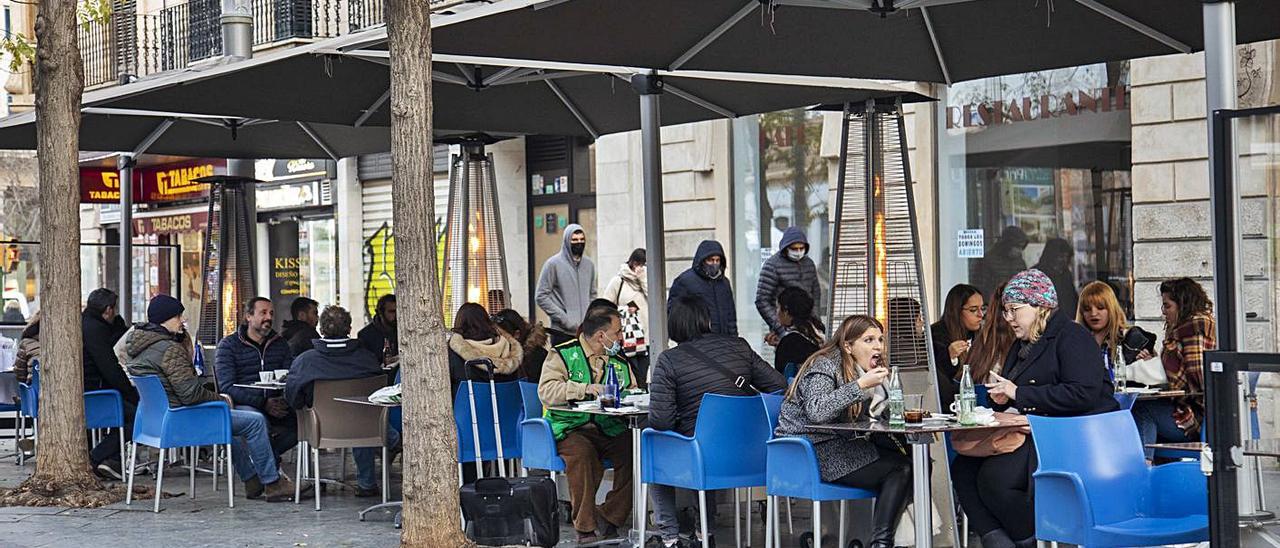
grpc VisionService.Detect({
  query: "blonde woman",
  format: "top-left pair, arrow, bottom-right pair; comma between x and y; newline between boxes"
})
954,269 -> 1118,548
1076,281 -> 1154,377
774,315 -> 912,548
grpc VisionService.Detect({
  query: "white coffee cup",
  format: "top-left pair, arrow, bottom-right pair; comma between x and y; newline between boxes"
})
259,371 -> 275,383
274,369 -> 289,381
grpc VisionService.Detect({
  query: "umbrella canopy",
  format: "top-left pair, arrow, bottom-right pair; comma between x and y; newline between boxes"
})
421,0 -> 1280,84
0,107 -> 393,159
81,39 -> 930,139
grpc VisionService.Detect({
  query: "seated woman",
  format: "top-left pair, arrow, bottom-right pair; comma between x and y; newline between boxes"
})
1132,278 -> 1214,461
930,284 -> 984,409
774,315 -> 911,548
447,302 -> 523,398
773,286 -> 824,376
647,296 -> 787,547
953,269 -> 1118,548
1077,281 -> 1154,383
492,309 -> 551,383
965,282 -> 1014,384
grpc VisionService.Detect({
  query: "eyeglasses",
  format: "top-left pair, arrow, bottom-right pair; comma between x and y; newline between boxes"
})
962,305 -> 987,315
1001,303 -> 1030,319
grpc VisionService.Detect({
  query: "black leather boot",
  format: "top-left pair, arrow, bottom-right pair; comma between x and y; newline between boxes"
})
868,466 -> 913,548
980,529 -> 1016,548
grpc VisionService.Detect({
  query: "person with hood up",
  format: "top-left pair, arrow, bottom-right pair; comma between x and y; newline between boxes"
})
281,297 -> 321,356
973,226 -> 1029,298
668,240 -> 737,336
126,295 -> 296,501
536,223 -> 597,342
756,227 -> 823,345
1033,238 -> 1079,320
285,305 -> 398,497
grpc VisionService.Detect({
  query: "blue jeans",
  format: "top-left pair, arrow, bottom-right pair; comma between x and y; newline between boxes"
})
353,428 -> 400,489
649,485 -> 717,541
1132,399 -> 1196,459
230,406 -> 280,485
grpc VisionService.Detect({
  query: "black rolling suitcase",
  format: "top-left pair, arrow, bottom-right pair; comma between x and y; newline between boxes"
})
459,359 -> 561,547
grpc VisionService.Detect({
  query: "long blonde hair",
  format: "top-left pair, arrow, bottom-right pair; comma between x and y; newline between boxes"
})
1077,281 -> 1127,356
785,315 -> 883,418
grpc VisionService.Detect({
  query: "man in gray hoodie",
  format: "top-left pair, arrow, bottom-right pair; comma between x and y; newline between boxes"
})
536,223 -> 597,338
756,226 -> 823,344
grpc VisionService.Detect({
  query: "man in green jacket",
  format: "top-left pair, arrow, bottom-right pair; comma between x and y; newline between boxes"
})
537,308 -> 636,545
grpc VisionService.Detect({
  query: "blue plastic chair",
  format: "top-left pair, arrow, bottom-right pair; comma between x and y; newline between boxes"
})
125,375 -> 234,512
15,363 -> 39,465
783,363 -> 799,386
84,389 -> 126,469
762,392 -> 784,433
453,380 -> 524,479
1113,392 -> 1138,410
518,380 -> 541,423
765,436 -> 876,548
1027,410 -> 1208,546
640,394 -> 771,547
388,369 -> 402,434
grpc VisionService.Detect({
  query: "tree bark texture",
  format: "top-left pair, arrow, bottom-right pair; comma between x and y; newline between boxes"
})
387,0 -> 471,546
3,0 -> 117,507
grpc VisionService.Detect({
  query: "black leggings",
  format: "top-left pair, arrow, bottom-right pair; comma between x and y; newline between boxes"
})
950,440 -> 1037,541
835,442 -> 913,543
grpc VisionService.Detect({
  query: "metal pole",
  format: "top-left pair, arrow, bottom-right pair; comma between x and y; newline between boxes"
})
632,72 -> 667,361
1203,0 -> 1266,525
460,148 -> 472,307
118,154 -> 135,322
220,0 -> 253,60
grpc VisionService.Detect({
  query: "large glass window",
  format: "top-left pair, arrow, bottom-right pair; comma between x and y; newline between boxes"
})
733,109 -> 831,355
937,63 -> 1133,314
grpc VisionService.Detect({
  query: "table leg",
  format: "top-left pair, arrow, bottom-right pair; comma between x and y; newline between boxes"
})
632,425 -> 643,547
912,441 -> 932,548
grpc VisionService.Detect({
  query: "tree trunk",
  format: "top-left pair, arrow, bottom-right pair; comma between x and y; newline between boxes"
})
387,0 -> 471,546
0,0 -> 118,507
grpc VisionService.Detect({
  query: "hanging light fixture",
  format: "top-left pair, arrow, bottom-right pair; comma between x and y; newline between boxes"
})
195,175 -> 259,345
442,134 -> 511,322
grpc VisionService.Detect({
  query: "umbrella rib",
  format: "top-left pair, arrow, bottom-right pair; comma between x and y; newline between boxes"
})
296,121 -> 341,161
355,88 -> 392,127
544,78 -> 599,139
432,71 -> 470,86
497,70 -> 592,86
919,7 -> 952,86
131,119 -> 175,157
663,82 -> 737,119
482,66 -> 522,86
455,63 -> 478,86
669,0 -> 758,70
487,67 -> 539,86
1072,0 -> 1191,54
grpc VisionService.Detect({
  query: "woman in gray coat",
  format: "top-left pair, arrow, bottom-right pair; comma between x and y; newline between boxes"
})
775,315 -> 913,548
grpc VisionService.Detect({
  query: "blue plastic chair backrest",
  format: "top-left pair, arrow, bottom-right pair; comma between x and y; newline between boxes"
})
974,384 -> 990,408
132,375 -> 171,443
389,369 -> 402,433
1113,392 -> 1138,410
693,393 -> 771,479
783,363 -> 799,385
518,380 -> 541,422
761,392 -> 784,434
84,389 -> 125,429
19,363 -> 40,417
454,380 -> 524,463
1028,411 -> 1146,526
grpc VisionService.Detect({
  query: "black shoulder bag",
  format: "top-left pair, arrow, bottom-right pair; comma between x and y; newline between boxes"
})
679,344 -> 758,396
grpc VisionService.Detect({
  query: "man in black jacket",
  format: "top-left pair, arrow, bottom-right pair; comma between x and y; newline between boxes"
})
81,288 -> 137,479
280,297 -> 320,356
285,305 -> 397,497
646,296 -> 786,547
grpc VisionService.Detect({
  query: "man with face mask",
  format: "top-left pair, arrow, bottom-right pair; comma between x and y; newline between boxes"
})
537,308 -> 636,545
536,224 -> 597,343
755,226 -> 823,345
667,239 -> 738,336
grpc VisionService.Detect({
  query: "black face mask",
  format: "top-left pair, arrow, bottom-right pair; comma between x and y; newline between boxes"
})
570,242 -> 586,257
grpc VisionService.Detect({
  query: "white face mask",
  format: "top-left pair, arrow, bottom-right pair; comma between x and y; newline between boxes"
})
787,249 -> 806,261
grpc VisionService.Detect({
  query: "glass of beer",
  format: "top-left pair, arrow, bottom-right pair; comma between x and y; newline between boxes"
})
903,394 -> 926,424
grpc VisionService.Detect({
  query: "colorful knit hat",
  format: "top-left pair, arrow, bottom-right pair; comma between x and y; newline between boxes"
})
1003,268 -> 1058,309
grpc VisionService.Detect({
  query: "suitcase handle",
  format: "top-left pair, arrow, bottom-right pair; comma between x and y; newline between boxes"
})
464,358 -> 497,381
474,477 -> 514,496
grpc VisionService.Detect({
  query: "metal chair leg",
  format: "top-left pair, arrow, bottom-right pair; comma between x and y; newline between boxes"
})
786,497 -> 793,535
226,443 -> 234,508
313,446 -> 321,511
765,495 -> 774,548
638,483 -> 649,547
747,488 -> 753,548
813,500 -> 822,548
735,488 -> 742,548
154,452 -> 165,513
189,447 -> 196,498
124,442 -> 137,505
295,441 -> 304,504
382,446 -> 389,505
699,490 -> 711,548
838,500 -> 847,548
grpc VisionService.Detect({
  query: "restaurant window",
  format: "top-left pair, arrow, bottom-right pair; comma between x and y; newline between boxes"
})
732,109 -> 831,355
936,62 -> 1134,316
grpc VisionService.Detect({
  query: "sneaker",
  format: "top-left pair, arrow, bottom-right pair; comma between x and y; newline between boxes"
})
262,475 -> 295,502
244,477 -> 264,500
354,484 -> 381,498
94,461 -> 124,481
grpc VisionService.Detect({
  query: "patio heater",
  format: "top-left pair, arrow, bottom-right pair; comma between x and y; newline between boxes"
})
195,175 -> 259,346
828,97 -> 953,545
441,135 -> 511,321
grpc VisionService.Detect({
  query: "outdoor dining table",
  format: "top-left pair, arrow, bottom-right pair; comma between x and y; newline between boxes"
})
1123,388 -> 1203,401
232,382 -> 286,391
333,396 -> 404,526
809,416 -> 1026,548
546,400 -> 648,547
1146,439 -> 1280,458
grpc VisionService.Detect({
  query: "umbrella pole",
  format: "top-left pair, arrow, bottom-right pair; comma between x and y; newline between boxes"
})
117,153 -> 135,322
633,71 -> 667,367
1203,1 -> 1256,545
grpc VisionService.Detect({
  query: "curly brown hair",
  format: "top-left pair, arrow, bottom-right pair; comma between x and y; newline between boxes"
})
1159,277 -> 1213,329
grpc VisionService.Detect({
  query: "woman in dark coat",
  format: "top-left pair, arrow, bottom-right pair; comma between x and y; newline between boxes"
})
773,287 -> 824,376
929,284 -> 984,409
952,269 -> 1118,548
492,308 -> 550,383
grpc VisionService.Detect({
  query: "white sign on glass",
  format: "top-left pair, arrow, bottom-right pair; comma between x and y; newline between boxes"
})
956,229 -> 985,259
